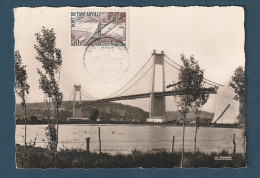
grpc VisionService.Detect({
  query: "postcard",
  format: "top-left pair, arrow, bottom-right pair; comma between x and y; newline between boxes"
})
14,6 -> 246,168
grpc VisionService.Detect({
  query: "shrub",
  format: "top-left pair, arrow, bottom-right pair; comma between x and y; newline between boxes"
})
16,144 -> 246,168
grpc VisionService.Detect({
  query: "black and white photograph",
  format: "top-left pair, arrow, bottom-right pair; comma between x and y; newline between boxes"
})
14,6 -> 246,168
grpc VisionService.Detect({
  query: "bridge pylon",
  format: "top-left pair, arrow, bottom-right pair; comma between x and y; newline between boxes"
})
73,84 -> 82,119
147,50 -> 167,123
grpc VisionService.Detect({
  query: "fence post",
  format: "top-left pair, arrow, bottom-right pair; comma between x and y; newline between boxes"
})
86,137 -> 90,153
172,136 -> 175,153
98,127 -> 101,154
233,133 -> 236,154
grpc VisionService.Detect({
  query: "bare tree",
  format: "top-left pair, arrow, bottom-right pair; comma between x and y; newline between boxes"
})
14,50 -> 30,148
34,27 -> 63,151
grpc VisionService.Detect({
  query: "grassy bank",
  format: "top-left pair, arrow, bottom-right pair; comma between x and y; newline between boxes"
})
16,144 -> 246,168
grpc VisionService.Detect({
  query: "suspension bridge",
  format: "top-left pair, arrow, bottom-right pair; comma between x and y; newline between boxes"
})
69,50 -> 222,122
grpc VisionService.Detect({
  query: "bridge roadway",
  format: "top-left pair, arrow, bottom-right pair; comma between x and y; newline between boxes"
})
78,87 -> 217,106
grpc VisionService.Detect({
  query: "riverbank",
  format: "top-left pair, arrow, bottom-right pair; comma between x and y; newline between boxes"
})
16,144 -> 246,168
16,120 -> 245,129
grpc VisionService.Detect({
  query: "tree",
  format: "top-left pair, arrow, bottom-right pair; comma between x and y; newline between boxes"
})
172,54 -> 210,167
192,92 -> 210,152
229,66 -> 246,124
229,66 -> 246,154
188,55 -> 210,151
89,108 -> 99,121
14,50 -> 30,148
34,27 -> 63,151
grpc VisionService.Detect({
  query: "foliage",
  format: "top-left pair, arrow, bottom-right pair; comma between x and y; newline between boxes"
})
229,66 -> 246,121
15,50 -> 30,147
45,122 -> 57,151
173,54 -> 212,129
35,27 -> 63,107
14,50 -> 30,108
27,136 -> 38,148
174,54 -> 209,117
89,108 -> 99,121
229,66 -> 245,103
16,144 -> 246,168
229,66 -> 246,154
29,115 -> 37,121
34,26 -> 63,150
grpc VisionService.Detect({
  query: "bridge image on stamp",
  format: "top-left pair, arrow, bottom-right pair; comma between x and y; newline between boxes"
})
71,11 -> 127,46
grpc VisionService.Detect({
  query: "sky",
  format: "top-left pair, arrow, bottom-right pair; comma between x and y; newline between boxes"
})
14,7 -> 245,123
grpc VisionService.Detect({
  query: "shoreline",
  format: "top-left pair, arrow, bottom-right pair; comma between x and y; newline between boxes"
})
15,120 -> 245,129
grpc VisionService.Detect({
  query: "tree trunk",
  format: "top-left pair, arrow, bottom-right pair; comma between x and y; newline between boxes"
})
243,127 -> 246,156
194,122 -> 198,152
239,101 -> 246,124
47,97 -> 51,120
181,117 -> 186,168
46,97 -> 51,150
194,116 -> 199,152
24,103 -> 27,148
56,105 -> 59,150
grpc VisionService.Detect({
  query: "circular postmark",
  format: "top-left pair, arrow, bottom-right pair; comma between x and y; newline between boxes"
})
83,37 -> 129,83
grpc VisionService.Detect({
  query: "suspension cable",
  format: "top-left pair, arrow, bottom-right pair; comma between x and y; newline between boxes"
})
81,92 -> 95,100
165,54 -> 224,87
164,55 -> 181,67
81,88 -> 95,99
115,65 -> 153,97
68,89 -> 74,101
164,59 -> 180,71
203,78 -> 225,87
106,54 -> 154,98
203,81 -> 218,87
81,87 -> 97,99
81,92 -> 93,100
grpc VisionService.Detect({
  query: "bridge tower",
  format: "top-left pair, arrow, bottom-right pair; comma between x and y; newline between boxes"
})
147,50 -> 167,123
73,84 -> 82,118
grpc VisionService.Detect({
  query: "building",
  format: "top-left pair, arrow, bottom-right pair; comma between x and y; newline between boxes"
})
164,111 -> 214,124
146,116 -> 167,123
67,117 -> 89,122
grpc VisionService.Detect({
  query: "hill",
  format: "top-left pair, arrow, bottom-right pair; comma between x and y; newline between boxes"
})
15,101 -> 149,123
15,101 -> 214,124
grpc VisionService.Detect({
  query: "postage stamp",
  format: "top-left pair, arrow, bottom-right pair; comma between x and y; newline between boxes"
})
70,9 -> 127,47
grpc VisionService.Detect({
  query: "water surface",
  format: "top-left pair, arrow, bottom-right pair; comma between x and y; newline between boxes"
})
16,124 -> 245,154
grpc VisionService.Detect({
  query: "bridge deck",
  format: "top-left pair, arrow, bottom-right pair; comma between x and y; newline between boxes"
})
78,88 -> 217,106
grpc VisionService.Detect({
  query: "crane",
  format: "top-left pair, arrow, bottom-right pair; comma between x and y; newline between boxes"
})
213,104 -> 230,124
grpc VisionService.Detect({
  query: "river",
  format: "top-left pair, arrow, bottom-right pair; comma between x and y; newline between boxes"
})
15,124 -> 245,154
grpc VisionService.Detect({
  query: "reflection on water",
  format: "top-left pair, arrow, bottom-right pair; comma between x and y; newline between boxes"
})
16,124 -> 245,154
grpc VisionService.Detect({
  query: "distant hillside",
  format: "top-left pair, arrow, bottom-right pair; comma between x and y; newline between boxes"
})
15,101 -> 149,122
15,101 -> 214,123
85,102 -> 149,122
